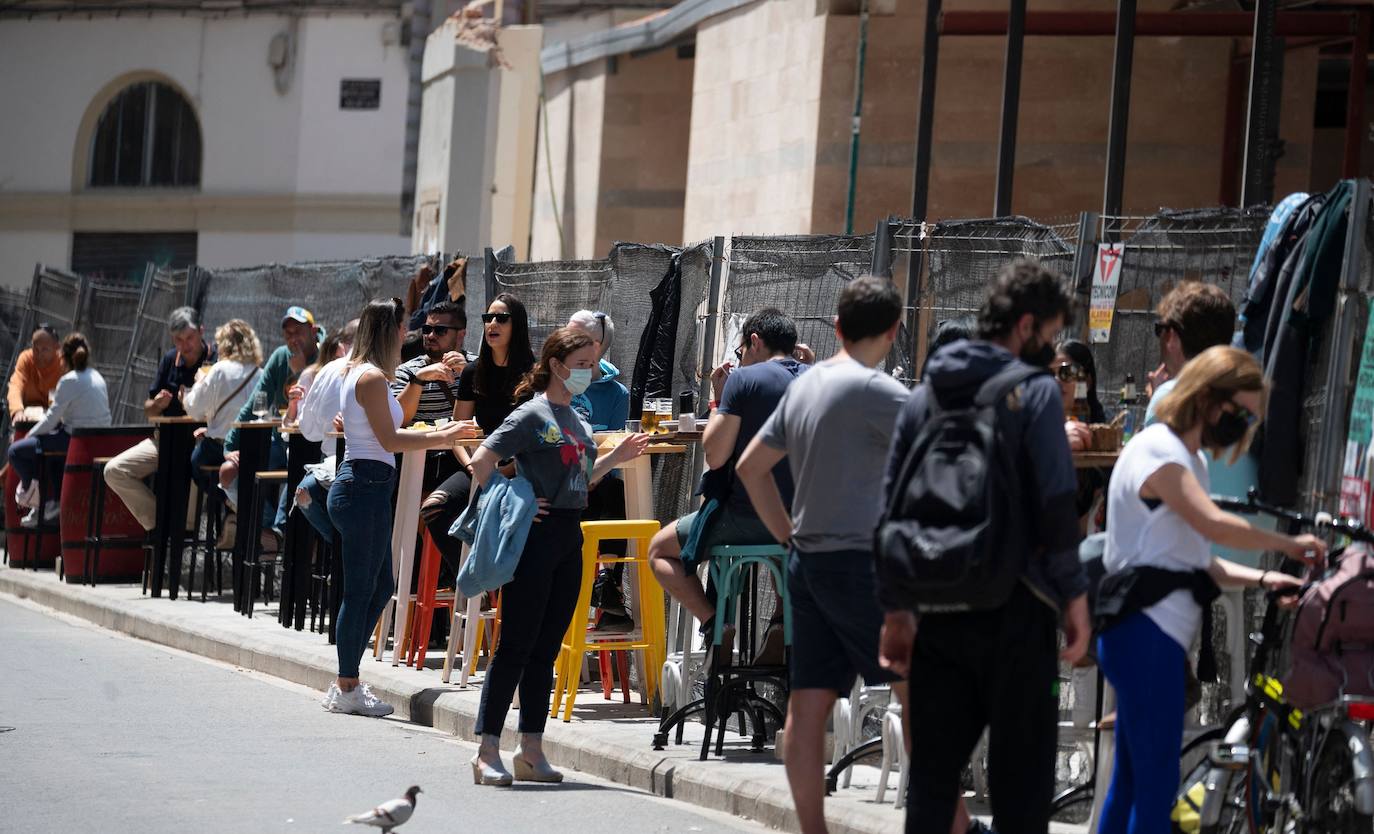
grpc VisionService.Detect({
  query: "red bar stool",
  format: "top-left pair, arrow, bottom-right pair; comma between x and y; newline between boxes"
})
406,527 -> 457,669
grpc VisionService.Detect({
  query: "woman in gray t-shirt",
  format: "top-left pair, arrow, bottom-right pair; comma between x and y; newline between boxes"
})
466,327 -> 648,787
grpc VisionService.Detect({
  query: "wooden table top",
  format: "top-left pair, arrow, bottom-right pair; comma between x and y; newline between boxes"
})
231,420 -> 281,430
150,415 -> 205,425
325,430 -> 345,439
1074,451 -> 1120,469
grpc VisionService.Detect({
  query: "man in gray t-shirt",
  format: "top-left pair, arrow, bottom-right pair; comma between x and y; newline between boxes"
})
736,276 -> 909,834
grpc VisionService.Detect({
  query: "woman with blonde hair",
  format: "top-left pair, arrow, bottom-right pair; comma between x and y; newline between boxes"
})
1097,345 -> 1322,833
184,319 -> 263,492
322,298 -> 477,718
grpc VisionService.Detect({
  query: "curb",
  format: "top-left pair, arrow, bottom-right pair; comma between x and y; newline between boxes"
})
1,568 -> 896,834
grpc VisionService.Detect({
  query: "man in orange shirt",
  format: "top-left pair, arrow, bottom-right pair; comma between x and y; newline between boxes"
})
7,325 -> 63,423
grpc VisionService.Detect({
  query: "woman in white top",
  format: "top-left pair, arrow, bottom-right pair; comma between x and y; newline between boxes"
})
321,298 -> 477,718
1098,346 -> 1320,834
183,319 -> 263,492
8,332 -> 110,527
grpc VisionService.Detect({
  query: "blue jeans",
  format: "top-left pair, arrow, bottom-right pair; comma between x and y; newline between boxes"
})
297,472 -> 336,540
9,428 -> 70,493
1098,612 -> 1186,834
190,437 -> 225,493
327,458 -> 397,679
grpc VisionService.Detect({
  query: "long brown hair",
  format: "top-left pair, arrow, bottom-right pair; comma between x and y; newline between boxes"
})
515,327 -> 594,401
349,298 -> 404,381
61,332 -> 90,372
1155,345 -> 1267,462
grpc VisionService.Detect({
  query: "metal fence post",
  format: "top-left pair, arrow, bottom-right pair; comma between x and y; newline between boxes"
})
1071,211 -> 1101,293
699,236 -> 727,387
993,0 -> 1027,217
871,216 -> 894,278
1312,179 -> 1371,509
484,247 -> 498,304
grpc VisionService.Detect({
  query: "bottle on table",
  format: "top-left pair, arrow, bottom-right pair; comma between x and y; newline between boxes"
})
1120,373 -> 1137,443
1072,367 -> 1092,423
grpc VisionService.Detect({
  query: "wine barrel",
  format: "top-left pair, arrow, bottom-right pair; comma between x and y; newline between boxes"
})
60,426 -> 154,583
5,422 -> 60,569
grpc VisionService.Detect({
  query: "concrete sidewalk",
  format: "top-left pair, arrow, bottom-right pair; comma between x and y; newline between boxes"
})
1,562 -> 1087,833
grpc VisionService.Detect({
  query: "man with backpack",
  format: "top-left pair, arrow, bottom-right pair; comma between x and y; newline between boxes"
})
875,259 -> 1090,834
735,278 -> 909,833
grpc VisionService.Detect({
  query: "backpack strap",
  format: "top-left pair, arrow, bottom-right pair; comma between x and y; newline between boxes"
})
973,362 -> 1048,409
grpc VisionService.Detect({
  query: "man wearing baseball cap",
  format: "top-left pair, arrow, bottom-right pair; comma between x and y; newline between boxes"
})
219,306 -> 321,539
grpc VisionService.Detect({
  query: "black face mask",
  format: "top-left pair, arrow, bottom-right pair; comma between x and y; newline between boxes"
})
1020,335 -> 1055,368
1204,409 -> 1250,450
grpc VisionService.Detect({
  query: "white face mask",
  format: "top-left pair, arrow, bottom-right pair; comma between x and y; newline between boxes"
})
562,366 -> 593,396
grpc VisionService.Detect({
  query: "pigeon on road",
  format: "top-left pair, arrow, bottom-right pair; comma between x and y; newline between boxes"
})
343,785 -> 421,833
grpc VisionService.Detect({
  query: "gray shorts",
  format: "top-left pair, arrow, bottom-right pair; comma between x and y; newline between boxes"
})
674,504 -> 775,560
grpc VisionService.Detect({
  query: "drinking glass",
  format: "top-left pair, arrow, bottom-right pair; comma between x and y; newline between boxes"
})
656,399 -> 673,434
640,398 -> 659,435
252,391 -> 269,421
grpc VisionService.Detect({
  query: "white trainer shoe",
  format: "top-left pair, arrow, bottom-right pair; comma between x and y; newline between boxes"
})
324,682 -> 394,717
15,481 -> 38,510
41,500 -> 59,524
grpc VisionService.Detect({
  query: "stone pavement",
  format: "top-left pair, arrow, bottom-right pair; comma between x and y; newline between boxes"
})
1,561 -> 1088,833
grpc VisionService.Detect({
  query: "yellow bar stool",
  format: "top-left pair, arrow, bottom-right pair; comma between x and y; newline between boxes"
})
551,519 -> 664,722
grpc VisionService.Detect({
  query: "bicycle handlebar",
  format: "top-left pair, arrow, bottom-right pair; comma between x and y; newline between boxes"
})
1210,488 -> 1374,545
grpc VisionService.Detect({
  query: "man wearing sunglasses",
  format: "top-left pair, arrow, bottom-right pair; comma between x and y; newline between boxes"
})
391,301 -> 471,485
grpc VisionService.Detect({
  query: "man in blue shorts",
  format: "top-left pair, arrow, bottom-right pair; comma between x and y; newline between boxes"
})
736,277 -> 910,834
647,307 -> 808,643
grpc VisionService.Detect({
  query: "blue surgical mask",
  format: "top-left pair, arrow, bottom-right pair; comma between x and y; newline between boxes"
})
563,367 -> 593,396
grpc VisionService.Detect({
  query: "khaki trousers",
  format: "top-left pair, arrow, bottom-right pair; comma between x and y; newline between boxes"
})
103,438 -> 199,532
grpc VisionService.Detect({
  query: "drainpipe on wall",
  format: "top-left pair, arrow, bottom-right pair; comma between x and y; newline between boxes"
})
844,0 -> 870,236
401,0 -> 433,237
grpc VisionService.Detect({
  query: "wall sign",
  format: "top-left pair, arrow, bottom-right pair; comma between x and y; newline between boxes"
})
1089,243 -> 1124,344
1340,304 -> 1374,521
340,79 -> 381,110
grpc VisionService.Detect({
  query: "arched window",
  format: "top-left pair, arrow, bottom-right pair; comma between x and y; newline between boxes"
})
88,81 -> 201,188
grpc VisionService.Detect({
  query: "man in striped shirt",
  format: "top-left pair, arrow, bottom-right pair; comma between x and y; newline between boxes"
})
390,301 -> 472,487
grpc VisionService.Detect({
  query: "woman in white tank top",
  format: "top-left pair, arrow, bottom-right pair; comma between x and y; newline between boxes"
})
320,298 -> 477,718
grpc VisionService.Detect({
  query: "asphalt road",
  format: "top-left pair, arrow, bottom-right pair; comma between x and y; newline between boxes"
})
0,597 -> 765,833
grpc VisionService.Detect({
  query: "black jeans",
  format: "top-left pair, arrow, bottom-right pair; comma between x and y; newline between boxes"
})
474,510 -> 583,736
905,584 -> 1059,834
424,468 -> 472,576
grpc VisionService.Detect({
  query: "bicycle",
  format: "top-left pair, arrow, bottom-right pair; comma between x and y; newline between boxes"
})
1181,492 -> 1374,833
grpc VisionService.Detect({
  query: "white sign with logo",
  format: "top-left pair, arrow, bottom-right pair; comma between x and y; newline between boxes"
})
1089,243 -> 1125,344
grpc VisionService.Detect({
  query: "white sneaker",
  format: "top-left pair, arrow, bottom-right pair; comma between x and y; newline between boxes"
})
41,500 -> 59,524
324,682 -> 394,717
15,481 -> 38,510
321,682 -> 343,711
20,507 -> 38,528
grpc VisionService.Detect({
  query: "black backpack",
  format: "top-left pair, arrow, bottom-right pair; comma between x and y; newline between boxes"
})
875,363 -> 1044,613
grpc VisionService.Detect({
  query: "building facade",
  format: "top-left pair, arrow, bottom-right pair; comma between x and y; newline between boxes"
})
0,0 -> 419,289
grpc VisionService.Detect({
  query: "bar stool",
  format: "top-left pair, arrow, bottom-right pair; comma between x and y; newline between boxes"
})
309,535 -> 334,635
406,528 -> 457,669
20,449 -> 67,570
242,470 -> 287,618
84,457 -> 150,587
652,544 -> 791,759
550,519 -> 664,722
185,465 -> 227,601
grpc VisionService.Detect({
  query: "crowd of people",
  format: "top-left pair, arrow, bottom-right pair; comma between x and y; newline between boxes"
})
5,255 -> 1331,834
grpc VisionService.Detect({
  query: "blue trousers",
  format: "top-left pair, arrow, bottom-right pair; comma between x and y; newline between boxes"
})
1098,612 -> 1186,834
327,458 -> 396,679
9,428 -> 69,493
297,472 -> 336,540
190,437 -> 225,493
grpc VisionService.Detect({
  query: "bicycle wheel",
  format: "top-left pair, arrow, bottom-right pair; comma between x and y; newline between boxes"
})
1049,781 -> 1093,821
1304,722 -> 1374,833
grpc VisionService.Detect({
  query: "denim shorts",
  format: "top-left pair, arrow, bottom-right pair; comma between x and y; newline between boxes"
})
787,548 -> 899,694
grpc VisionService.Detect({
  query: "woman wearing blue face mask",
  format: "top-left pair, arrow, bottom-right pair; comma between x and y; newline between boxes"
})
467,327 -> 649,786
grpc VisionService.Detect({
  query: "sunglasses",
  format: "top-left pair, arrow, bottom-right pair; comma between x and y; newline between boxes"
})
734,344 -> 745,361
1227,402 -> 1260,427
481,312 -> 513,325
1153,320 -> 1178,338
421,324 -> 458,336
1055,362 -> 1083,382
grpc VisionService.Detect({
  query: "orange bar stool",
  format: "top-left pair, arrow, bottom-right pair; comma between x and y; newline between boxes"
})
551,519 -> 664,722
406,527 -> 457,669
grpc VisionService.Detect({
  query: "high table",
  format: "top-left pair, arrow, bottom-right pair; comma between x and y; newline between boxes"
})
1073,451 -> 1120,469
148,415 -> 204,599
277,424 -> 322,630
229,420 -> 277,613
